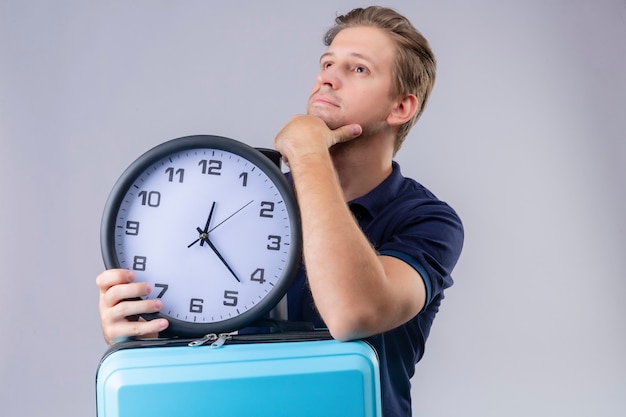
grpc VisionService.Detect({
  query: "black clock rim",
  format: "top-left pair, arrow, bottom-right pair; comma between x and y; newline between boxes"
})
100,134 -> 302,337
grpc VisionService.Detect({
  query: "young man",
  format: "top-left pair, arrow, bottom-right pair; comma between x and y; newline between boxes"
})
97,6 -> 463,416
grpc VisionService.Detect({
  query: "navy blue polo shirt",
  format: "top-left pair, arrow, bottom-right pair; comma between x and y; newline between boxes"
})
286,161 -> 464,417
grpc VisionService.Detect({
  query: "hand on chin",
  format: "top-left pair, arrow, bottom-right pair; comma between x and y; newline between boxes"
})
306,109 -> 344,132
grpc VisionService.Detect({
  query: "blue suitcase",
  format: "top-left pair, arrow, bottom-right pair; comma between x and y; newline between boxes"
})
96,332 -> 381,417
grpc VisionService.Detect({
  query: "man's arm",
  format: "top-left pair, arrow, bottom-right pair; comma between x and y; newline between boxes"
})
274,115 -> 426,341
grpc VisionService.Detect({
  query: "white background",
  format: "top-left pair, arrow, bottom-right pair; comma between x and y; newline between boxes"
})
1,1 -> 624,416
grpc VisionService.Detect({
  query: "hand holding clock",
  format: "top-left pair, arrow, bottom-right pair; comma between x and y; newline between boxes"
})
96,269 -> 169,345
98,198 -> 242,345
96,199 -> 249,344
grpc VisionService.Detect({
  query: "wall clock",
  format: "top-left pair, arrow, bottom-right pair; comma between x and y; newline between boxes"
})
101,135 -> 301,337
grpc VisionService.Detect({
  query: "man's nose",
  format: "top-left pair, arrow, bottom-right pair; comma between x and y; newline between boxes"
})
316,66 -> 341,89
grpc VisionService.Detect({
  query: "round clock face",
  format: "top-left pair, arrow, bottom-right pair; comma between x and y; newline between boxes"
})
101,135 -> 301,337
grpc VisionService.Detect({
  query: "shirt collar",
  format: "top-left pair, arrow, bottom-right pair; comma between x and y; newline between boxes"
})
348,161 -> 404,219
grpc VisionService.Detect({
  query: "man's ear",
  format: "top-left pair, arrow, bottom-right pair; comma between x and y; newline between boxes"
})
386,94 -> 419,126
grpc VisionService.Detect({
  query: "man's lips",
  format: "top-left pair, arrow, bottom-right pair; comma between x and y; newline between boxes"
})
310,94 -> 340,107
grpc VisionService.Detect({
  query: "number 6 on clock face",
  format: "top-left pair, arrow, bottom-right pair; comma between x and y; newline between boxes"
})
100,135 -> 302,337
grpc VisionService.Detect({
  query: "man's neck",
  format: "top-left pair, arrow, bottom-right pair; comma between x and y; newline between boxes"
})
330,134 -> 394,202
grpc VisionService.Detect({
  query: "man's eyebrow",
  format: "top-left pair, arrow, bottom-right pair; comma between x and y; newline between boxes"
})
319,51 -> 378,68
319,52 -> 333,63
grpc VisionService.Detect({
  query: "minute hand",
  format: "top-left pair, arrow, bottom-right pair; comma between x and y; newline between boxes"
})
197,227 -> 241,283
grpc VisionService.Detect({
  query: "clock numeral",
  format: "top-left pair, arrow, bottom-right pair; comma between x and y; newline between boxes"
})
239,172 -> 248,187
223,290 -> 239,307
165,167 -> 185,183
250,268 -> 266,284
259,201 -> 274,218
132,256 -> 147,271
267,235 -> 281,251
155,283 -> 168,298
199,159 -> 222,175
125,220 -> 140,235
138,190 -> 161,207
189,298 -> 204,313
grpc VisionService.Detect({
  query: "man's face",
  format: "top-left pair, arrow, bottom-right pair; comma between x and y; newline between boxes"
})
307,26 -> 398,135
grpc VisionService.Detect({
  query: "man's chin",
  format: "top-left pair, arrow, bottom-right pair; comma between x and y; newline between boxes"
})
306,110 -> 343,131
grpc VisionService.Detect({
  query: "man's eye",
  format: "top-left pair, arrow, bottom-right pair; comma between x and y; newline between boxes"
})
322,62 -> 333,69
355,66 -> 368,74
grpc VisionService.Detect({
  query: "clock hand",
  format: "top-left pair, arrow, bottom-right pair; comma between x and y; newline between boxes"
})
187,237 -> 201,248
200,201 -> 216,247
189,200 -> 255,248
208,199 -> 254,233
188,201 -> 216,248
197,226 -> 241,282
188,200 -> 243,280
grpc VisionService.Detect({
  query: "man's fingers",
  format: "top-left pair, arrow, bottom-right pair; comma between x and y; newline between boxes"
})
331,123 -> 362,145
101,298 -> 167,342
96,269 -> 134,293
109,298 -> 163,321
97,268 -> 170,345
101,281 -> 152,308
106,317 -> 169,343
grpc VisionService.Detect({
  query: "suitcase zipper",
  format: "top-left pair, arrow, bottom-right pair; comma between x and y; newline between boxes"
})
100,329 -> 334,362
210,334 -> 233,348
188,333 -> 233,348
188,333 -> 217,347
188,330 -> 332,348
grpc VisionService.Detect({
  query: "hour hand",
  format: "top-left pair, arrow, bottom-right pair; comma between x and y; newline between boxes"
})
197,227 -> 241,283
